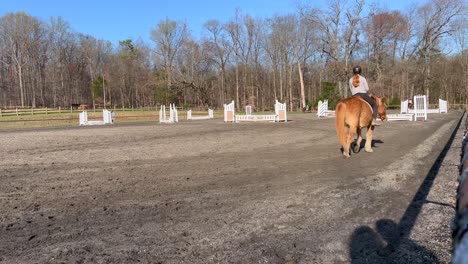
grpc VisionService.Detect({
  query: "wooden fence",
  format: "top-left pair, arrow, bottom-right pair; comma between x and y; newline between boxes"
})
0,105 -> 194,117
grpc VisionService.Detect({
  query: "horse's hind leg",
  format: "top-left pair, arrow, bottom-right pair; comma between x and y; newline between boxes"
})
353,127 -> 362,153
364,125 -> 374,152
343,125 -> 357,158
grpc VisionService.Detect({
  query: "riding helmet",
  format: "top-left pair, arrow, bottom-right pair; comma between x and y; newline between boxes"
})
353,66 -> 362,74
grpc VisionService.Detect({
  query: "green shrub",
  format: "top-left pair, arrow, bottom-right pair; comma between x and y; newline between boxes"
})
387,96 -> 400,106
313,82 -> 340,108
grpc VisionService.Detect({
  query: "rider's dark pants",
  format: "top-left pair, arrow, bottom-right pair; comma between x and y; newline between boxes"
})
354,93 -> 377,119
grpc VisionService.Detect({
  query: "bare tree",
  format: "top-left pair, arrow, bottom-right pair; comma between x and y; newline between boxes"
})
302,0 -> 365,98
225,9 -> 243,108
177,37 -> 212,106
203,20 -> 232,104
80,35 -> 112,109
342,0 -> 365,88
451,15 -> 468,103
0,12 -> 43,107
363,9 -> 408,94
295,15 -> 319,111
48,16 -> 71,107
412,0 -> 465,97
266,14 -> 296,108
151,17 -> 187,104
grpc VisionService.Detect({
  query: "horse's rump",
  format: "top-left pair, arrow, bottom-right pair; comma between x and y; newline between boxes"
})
337,96 -> 374,126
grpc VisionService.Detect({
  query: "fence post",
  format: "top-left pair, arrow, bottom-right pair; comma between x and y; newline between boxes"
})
16,108 -> 18,116
46,107 -> 48,115
59,107 -> 61,114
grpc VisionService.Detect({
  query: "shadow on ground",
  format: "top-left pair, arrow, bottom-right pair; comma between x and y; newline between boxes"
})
349,114 -> 463,263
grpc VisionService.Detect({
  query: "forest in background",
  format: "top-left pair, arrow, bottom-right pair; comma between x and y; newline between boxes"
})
0,0 -> 466,111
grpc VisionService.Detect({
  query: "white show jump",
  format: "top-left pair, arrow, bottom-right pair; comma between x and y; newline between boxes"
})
274,100 -> 287,122
402,95 -> 427,121
317,100 -> 335,117
224,100 -> 287,123
397,96 -> 447,121
79,109 -> 113,126
384,113 -> 414,122
381,99 -> 414,121
224,100 -> 235,122
187,109 -> 214,120
235,113 -> 276,122
159,104 -> 178,123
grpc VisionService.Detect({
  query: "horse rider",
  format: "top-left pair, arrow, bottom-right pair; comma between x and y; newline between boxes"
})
349,65 -> 379,125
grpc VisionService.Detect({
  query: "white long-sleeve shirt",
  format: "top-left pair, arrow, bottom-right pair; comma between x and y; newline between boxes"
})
349,75 -> 369,95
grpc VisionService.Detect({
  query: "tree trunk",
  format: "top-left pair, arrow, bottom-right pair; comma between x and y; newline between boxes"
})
18,65 -> 24,107
298,61 -> 306,111
279,64 -> 283,101
289,63 -> 293,111
235,60 -> 239,109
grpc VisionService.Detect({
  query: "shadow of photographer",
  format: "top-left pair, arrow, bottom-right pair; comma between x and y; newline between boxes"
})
350,218 -> 438,263
349,112 -> 464,263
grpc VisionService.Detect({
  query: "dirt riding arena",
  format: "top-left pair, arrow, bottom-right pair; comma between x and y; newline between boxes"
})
0,110 -> 465,263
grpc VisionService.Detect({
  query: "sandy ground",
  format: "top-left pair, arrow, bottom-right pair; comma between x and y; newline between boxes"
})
0,110 -> 464,264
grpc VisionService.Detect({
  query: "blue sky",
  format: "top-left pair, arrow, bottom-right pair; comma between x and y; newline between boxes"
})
1,0 -> 415,46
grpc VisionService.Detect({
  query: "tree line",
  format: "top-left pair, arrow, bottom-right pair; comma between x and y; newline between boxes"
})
0,0 -> 466,111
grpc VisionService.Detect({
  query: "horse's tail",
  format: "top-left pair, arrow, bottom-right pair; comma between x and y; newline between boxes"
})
335,101 -> 347,150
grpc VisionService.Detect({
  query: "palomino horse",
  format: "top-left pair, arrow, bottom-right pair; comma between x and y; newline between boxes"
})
335,95 -> 387,158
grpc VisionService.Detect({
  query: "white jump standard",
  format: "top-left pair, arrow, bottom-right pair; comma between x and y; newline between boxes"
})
317,100 -> 335,117
400,99 -> 410,114
412,94 -> 428,121
274,100 -> 287,122
79,109 -> 113,126
245,105 -> 252,116
187,109 -> 214,120
224,100 -> 235,123
159,104 -> 178,123
439,99 -> 448,113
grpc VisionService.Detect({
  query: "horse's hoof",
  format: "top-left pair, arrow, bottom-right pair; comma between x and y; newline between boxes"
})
353,145 -> 360,153
365,148 -> 374,153
342,151 -> 350,158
